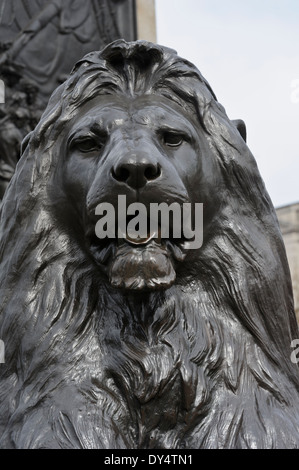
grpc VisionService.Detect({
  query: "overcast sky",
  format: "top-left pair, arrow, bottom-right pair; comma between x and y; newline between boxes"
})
155,0 -> 299,208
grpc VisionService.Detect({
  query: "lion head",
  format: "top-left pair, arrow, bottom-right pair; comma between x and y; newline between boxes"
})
1,40 -> 299,449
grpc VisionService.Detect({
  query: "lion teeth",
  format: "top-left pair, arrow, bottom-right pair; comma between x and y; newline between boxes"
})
123,230 -> 158,245
118,227 -> 162,246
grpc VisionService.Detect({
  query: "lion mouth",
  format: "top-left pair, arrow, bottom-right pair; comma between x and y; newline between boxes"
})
120,225 -> 160,246
87,223 -> 188,291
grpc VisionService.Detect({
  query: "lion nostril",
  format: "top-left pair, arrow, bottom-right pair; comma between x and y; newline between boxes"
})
112,162 -> 161,189
112,167 -> 130,183
144,165 -> 161,181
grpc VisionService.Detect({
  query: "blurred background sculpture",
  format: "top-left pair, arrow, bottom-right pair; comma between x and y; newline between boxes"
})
0,40 -> 299,449
0,0 -> 136,198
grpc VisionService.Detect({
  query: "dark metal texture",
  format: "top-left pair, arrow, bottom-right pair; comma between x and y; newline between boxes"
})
0,40 -> 299,449
0,0 -> 137,198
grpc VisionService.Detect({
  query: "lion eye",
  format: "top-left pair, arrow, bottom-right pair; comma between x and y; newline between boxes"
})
163,132 -> 184,147
73,138 -> 102,153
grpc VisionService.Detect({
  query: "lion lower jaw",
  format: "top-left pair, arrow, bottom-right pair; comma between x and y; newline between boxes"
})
108,240 -> 180,290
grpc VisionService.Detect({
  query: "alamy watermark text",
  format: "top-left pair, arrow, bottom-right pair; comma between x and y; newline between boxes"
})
0,340 -> 5,364
0,79 -> 5,104
95,195 -> 203,249
291,79 -> 299,104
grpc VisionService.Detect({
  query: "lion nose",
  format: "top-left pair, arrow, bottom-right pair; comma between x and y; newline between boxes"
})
112,157 -> 161,189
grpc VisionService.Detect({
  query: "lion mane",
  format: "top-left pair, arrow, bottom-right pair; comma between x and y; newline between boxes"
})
0,40 -> 299,449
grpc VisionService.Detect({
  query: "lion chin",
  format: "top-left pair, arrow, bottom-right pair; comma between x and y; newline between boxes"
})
90,237 -> 188,290
109,241 -> 176,290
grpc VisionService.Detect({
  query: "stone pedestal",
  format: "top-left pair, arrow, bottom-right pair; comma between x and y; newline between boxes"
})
136,0 -> 157,42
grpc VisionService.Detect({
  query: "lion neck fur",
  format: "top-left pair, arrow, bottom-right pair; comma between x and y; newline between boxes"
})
1,233 -> 299,448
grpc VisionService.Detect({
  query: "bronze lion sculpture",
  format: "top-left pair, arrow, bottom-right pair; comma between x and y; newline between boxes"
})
0,40 -> 299,449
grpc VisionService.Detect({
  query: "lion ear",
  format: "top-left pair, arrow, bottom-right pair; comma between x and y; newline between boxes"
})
232,119 -> 247,142
21,132 -> 33,155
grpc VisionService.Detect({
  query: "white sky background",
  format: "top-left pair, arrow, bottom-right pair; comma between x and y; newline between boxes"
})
155,0 -> 299,208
